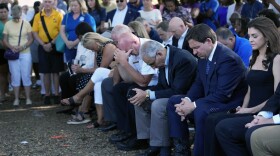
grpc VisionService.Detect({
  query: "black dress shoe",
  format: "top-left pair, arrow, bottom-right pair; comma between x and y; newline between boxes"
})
136,147 -> 160,156
109,131 -> 132,144
98,123 -> 117,132
116,137 -> 148,151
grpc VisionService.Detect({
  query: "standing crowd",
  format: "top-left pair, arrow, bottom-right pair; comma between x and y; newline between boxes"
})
0,0 -> 280,155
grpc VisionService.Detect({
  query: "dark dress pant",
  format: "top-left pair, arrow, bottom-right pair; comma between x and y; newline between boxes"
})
113,82 -> 138,134
101,77 -> 117,122
167,95 -> 241,156
215,116 -> 254,156
204,112 -> 251,156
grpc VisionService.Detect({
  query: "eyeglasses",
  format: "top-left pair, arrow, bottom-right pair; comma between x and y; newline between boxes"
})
116,0 -> 124,3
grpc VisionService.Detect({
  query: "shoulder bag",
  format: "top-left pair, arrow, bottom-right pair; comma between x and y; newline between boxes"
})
4,21 -> 24,60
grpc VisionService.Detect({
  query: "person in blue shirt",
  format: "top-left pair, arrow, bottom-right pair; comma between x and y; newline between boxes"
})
198,0 -> 219,31
86,0 -> 107,33
216,27 -> 252,67
241,0 -> 263,20
60,0 -> 96,62
127,0 -> 143,11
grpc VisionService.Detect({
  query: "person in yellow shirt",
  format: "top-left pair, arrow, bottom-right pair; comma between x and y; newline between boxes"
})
32,0 -> 64,105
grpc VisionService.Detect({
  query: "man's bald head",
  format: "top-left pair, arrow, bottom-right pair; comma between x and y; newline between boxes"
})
111,24 -> 132,41
168,17 -> 186,39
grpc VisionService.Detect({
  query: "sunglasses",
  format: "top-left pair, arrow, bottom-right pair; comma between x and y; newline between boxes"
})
116,0 -> 124,3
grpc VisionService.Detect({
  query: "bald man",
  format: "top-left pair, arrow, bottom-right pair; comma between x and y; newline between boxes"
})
168,17 -> 193,54
105,24 -> 158,151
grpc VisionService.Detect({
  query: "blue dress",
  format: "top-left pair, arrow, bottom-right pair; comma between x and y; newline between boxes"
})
62,12 -> 96,62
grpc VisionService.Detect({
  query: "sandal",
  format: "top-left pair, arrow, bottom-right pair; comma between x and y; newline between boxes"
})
61,97 -> 81,106
67,112 -> 91,125
86,121 -> 101,129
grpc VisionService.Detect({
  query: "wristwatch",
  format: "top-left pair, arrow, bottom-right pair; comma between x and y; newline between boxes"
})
146,90 -> 150,99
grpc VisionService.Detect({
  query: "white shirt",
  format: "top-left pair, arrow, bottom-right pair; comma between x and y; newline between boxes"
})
178,29 -> 188,49
208,42 -> 217,61
75,42 -> 95,69
128,38 -> 158,86
163,36 -> 173,46
112,5 -> 128,27
139,9 -> 162,27
258,111 -> 280,124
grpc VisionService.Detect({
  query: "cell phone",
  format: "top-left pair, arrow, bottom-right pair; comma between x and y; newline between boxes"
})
227,108 -> 237,114
127,89 -> 137,99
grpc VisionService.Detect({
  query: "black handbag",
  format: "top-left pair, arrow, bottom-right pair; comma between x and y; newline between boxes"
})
4,21 -> 24,60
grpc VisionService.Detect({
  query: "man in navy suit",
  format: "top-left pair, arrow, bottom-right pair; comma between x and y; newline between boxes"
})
131,40 -> 197,155
106,0 -> 140,27
166,24 -> 248,156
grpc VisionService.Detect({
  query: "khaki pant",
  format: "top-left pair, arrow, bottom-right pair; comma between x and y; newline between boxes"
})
251,124 -> 280,156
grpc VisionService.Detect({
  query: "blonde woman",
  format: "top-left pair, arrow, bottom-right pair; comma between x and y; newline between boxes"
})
61,32 -> 116,126
128,21 -> 150,39
60,0 -> 96,62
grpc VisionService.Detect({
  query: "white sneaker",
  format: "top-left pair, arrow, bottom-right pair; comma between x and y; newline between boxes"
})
67,118 -> 91,125
13,99 -> 19,106
26,99 -> 32,105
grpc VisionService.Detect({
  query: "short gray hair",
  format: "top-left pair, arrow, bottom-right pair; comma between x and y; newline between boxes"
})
111,24 -> 131,39
140,40 -> 164,59
11,5 -> 22,18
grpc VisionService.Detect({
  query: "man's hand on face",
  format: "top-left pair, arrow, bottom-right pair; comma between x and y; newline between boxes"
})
114,48 -> 132,66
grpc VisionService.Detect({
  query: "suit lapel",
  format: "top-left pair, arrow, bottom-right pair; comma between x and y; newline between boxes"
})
124,8 -> 131,25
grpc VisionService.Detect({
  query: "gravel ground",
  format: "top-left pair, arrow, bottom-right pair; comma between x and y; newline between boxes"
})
0,87 -> 141,156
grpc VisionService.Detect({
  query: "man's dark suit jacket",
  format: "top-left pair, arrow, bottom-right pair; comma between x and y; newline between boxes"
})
261,82 -> 280,115
106,7 -> 140,25
150,45 -> 197,98
187,43 -> 248,109
172,33 -> 193,54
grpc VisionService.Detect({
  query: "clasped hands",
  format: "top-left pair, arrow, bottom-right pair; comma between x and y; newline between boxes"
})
245,115 -> 274,128
10,45 -> 25,53
175,98 -> 196,121
128,88 -> 147,106
113,48 -> 132,65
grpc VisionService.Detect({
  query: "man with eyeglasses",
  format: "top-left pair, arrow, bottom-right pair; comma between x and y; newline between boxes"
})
132,40 -> 197,155
106,0 -> 140,27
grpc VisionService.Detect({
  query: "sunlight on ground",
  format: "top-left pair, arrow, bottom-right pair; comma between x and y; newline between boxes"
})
0,105 -> 60,113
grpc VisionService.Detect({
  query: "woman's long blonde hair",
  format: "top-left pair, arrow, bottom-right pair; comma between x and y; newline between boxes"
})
81,32 -> 112,51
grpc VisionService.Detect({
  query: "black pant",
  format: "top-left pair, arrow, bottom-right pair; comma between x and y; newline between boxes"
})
102,77 -> 117,122
112,82 -> 149,134
204,112 -> 251,156
59,71 -> 78,99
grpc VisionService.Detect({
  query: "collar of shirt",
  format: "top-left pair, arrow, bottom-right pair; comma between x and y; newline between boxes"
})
41,8 -> 56,17
165,46 -> 170,67
163,36 -> 173,46
116,5 -> 128,13
178,28 -> 188,48
180,28 -> 188,40
208,41 -> 217,61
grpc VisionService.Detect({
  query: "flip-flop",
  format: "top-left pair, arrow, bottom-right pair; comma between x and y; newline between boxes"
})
61,97 -> 81,106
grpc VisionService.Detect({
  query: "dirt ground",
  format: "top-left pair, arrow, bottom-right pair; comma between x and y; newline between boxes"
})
0,87 -> 141,156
